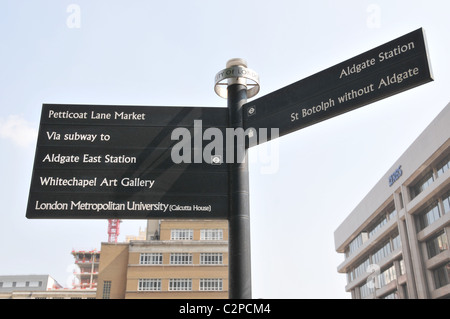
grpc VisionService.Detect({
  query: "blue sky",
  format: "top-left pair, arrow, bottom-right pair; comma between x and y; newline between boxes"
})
1,1 -> 450,298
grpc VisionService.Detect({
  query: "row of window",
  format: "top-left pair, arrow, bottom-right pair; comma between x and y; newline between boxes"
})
358,254 -> 450,297
345,191 -> 449,279
368,207 -> 397,239
0,281 -> 43,288
170,229 -> 223,240
138,278 -> 223,291
347,233 -> 401,283
140,253 -> 224,265
371,235 -> 401,266
416,191 -> 450,232
410,154 -> 449,199
359,262 -> 403,298
345,205 -> 397,258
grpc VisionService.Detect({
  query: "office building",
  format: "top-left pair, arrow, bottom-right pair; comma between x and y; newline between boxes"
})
0,274 -> 95,299
96,219 -> 228,299
334,102 -> 450,299
0,274 -> 61,296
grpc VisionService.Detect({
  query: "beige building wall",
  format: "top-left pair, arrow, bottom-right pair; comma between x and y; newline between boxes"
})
97,219 -> 229,299
96,243 -> 129,299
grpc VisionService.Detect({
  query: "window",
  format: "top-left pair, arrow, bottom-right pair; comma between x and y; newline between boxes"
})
389,208 -> 397,220
426,231 -> 449,259
367,205 -> 395,240
410,171 -> 434,199
433,262 -> 450,289
171,229 -> 193,240
353,258 -> 370,280
436,155 -> 450,177
170,253 -> 192,265
383,291 -> 398,299
200,253 -> 223,265
346,232 -> 368,257
392,233 -> 402,251
368,215 -> 388,238
398,192 -> 404,209
361,265 -> 397,296
378,265 -> 397,288
140,253 -> 162,265
29,281 -> 42,287
200,279 -> 223,291
200,229 -> 223,240
399,259 -> 406,276
417,202 -> 442,231
138,279 -> 161,291
346,271 -> 353,284
169,279 -> 192,291
371,241 -> 391,265
401,283 -> 408,299
359,281 -> 373,299
443,192 -> 450,214
102,281 -> 111,299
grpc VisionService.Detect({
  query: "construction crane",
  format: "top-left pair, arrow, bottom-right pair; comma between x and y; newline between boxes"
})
107,219 -> 121,243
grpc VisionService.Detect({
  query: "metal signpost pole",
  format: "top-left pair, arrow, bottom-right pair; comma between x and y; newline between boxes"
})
215,59 -> 260,299
228,81 -> 251,299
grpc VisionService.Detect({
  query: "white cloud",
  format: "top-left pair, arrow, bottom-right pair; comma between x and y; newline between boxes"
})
0,115 -> 38,148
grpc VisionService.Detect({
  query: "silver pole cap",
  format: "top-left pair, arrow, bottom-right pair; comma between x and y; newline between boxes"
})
214,58 -> 260,99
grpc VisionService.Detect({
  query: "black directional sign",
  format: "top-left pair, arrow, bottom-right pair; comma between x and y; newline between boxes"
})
27,104 -> 229,219
27,29 -> 434,222
243,28 -> 433,144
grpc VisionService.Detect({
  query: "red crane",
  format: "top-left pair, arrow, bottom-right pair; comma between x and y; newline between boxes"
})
107,219 -> 121,243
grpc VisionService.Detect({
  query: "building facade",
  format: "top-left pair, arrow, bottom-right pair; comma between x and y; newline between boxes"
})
0,274 -> 95,299
71,249 -> 100,290
0,275 -> 61,296
96,219 -> 228,299
334,102 -> 450,299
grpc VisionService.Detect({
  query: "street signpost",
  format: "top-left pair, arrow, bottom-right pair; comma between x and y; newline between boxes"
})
27,29 -> 434,299
243,28 -> 433,144
27,104 -> 229,219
